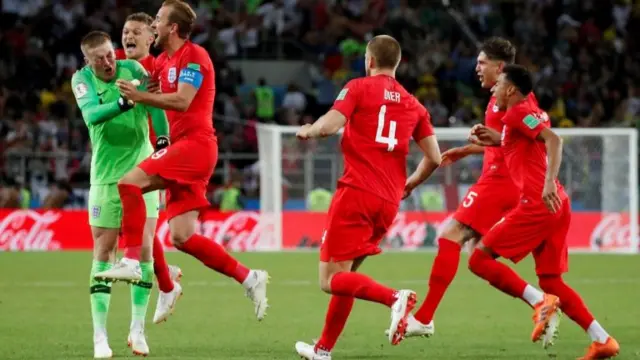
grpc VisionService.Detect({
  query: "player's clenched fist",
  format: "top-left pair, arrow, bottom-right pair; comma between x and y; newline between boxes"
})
296,124 -> 313,140
469,124 -> 501,147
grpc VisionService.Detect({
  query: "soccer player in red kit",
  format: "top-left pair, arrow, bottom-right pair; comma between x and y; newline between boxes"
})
470,65 -> 619,359
404,37 -> 541,339
114,11 -> 184,324
294,35 -> 442,359
98,0 -> 270,321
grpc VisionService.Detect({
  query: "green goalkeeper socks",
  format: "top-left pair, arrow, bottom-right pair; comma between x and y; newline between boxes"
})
90,261 -> 113,337
130,261 -> 153,330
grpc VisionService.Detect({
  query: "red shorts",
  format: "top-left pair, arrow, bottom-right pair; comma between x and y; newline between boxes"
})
320,186 -> 399,263
138,139 -> 217,220
482,198 -> 571,276
453,175 -> 519,235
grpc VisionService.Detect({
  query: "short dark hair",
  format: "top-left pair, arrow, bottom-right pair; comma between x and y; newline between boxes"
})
163,0 -> 197,39
367,35 -> 402,70
503,64 -> 533,96
480,37 -> 516,64
81,31 -> 111,52
126,12 -> 154,26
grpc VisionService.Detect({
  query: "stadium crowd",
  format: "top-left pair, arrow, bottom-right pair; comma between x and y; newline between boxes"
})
0,0 -> 639,208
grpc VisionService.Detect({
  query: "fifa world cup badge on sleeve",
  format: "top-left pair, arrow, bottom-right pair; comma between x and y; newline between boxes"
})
75,83 -> 88,98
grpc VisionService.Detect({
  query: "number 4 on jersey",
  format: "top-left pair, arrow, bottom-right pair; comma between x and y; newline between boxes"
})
376,105 -> 398,151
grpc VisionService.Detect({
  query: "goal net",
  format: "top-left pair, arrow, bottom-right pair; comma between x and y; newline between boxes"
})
256,125 -> 639,254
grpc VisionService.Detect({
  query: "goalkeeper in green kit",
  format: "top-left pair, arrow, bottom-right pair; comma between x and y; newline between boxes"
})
71,31 -> 169,359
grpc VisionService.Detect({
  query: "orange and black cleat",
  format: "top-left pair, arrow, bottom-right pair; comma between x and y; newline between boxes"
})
531,294 -> 561,343
578,337 -> 620,360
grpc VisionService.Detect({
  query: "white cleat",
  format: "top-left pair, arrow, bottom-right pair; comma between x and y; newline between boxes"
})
94,258 -> 142,283
541,310 -> 562,349
93,334 -> 113,359
127,328 -> 149,357
387,289 -> 417,346
245,270 -> 270,321
385,314 -> 435,338
168,265 -> 183,282
153,281 -> 183,324
295,341 -> 331,360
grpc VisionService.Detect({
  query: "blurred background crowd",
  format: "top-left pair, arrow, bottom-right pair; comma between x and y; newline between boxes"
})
1,0 -> 639,210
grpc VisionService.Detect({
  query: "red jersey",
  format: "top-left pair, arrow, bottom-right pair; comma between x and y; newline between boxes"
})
483,93 -> 537,178
500,98 -> 567,204
115,49 -> 157,143
154,41 -> 216,142
331,75 -> 435,204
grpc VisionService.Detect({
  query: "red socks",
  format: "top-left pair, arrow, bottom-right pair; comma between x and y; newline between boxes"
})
118,184 -> 145,260
153,236 -> 174,293
414,238 -> 461,324
468,248 -> 527,299
179,233 -> 250,284
315,295 -> 355,352
329,272 -> 397,307
539,275 -> 595,330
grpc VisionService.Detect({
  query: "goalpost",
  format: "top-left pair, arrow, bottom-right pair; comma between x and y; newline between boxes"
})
256,125 -> 639,254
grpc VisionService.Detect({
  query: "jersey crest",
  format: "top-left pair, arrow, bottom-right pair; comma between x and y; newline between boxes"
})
168,67 -> 177,83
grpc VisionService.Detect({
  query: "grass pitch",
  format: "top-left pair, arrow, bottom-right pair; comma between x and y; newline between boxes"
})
0,251 -> 638,359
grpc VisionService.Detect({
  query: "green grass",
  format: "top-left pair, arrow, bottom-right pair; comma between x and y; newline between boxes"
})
0,252 -> 638,359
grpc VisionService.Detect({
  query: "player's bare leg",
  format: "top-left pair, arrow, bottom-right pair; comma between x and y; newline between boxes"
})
468,244 -> 562,347
168,210 -> 270,320
90,227 -> 119,359
538,275 -> 619,359
297,256 -> 416,358
406,220 -> 478,339
126,217 -> 155,356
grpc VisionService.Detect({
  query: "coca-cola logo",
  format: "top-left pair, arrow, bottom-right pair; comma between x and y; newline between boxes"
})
386,213 -> 454,248
156,212 -> 272,251
590,213 -> 634,251
0,210 -> 62,251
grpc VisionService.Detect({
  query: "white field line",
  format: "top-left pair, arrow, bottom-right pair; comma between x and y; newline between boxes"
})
1,278 -> 639,288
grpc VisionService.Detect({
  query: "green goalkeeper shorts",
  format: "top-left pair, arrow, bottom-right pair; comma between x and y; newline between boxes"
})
88,184 -> 159,229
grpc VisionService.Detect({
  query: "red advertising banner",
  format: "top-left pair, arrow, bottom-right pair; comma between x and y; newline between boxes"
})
0,209 -> 636,253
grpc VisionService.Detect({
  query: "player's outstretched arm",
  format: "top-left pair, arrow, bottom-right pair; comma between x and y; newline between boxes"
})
441,143 -> 484,166
297,110 -> 346,139
72,72 -> 133,125
404,135 -> 442,198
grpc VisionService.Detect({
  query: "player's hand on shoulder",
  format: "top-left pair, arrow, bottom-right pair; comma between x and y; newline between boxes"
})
441,147 -> 467,166
542,180 -> 562,214
296,124 -> 313,140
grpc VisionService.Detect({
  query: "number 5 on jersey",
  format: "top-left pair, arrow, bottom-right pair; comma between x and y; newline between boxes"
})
462,191 -> 478,208
376,105 -> 398,151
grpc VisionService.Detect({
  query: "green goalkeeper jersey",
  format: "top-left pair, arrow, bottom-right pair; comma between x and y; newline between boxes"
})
71,60 -> 169,185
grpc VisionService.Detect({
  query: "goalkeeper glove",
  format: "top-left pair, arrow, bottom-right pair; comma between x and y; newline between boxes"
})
155,135 -> 170,151
117,96 -> 135,111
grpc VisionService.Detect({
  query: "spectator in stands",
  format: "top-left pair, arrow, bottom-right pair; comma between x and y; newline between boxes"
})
253,78 -> 275,122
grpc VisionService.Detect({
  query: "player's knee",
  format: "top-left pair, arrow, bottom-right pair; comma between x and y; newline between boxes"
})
319,276 -> 332,293
118,167 -> 150,188
538,274 -> 562,294
441,221 -> 468,245
467,248 -> 490,275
